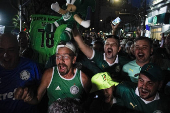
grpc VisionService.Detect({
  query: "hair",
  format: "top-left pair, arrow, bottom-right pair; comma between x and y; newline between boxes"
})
17,31 -> 30,46
105,35 -> 120,47
94,40 -> 104,45
0,33 -> 18,46
18,31 -> 29,39
134,36 -> 153,48
93,40 -> 104,52
48,98 -> 85,113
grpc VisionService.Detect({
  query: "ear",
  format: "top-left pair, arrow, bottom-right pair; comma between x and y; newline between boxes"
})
151,48 -> 153,55
66,0 -> 76,5
72,56 -> 77,64
118,46 -> 121,52
158,81 -> 163,90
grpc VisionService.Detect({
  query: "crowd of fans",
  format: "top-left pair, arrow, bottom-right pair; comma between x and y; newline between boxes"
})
1,20 -> 170,113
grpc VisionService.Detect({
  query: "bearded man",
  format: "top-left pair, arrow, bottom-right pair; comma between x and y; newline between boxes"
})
14,42 -> 91,107
72,24 -> 130,81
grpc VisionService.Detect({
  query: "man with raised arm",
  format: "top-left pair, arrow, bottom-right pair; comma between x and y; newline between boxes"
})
72,23 -> 130,81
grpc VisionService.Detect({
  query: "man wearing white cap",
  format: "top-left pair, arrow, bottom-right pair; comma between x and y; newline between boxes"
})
14,41 -> 91,108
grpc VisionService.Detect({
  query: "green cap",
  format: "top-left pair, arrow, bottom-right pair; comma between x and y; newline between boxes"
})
140,63 -> 163,82
90,72 -> 119,93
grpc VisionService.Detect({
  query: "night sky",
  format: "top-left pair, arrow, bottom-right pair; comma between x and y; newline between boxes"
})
0,0 -> 18,32
131,0 -> 141,8
131,0 -> 151,8
0,0 -> 152,33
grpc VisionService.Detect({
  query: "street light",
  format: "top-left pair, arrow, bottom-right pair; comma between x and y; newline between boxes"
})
110,0 -> 119,3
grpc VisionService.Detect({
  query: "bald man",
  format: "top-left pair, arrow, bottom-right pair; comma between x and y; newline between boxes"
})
0,33 -> 41,113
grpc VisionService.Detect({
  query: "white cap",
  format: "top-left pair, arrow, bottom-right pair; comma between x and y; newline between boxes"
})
56,42 -> 76,54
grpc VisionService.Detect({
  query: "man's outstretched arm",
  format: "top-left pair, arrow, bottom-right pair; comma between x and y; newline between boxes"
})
72,25 -> 93,58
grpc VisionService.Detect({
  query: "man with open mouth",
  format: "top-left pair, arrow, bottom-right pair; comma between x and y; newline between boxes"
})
72,22 -> 130,81
111,63 -> 170,113
122,37 -> 153,83
14,41 -> 91,111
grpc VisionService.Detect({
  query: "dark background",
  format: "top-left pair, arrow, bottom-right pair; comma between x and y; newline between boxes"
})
0,0 -> 18,32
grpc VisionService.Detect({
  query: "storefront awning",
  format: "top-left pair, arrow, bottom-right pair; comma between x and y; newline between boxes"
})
148,13 -> 170,25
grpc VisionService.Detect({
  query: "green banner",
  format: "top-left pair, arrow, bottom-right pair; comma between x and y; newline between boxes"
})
29,14 -> 67,67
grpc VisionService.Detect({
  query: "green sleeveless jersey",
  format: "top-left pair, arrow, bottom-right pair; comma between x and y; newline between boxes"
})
47,67 -> 85,106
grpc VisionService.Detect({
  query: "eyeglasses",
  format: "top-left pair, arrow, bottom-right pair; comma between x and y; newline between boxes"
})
56,54 -> 71,60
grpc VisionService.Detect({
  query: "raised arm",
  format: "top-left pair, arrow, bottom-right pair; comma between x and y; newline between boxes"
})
111,22 -> 120,35
14,68 -> 53,105
72,25 -> 93,58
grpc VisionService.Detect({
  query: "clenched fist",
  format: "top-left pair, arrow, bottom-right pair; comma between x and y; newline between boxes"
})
14,87 -> 34,102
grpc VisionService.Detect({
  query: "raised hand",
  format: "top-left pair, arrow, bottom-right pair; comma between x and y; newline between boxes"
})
51,2 -> 60,12
111,21 -> 120,35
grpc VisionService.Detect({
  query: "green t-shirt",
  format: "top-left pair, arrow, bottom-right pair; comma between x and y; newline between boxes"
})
115,81 -> 170,113
122,60 -> 141,83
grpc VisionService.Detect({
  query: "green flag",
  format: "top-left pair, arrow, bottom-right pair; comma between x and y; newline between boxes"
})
29,14 -> 67,67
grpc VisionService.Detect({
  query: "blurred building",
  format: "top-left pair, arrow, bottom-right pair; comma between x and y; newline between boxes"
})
146,0 -> 170,40
91,0 -> 141,37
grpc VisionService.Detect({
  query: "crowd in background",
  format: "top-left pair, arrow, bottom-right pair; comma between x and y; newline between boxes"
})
1,20 -> 170,113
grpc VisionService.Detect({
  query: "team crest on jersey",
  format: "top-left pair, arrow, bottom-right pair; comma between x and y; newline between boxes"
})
20,70 -> 30,80
70,85 -> 79,95
102,64 -> 105,69
153,110 -> 163,113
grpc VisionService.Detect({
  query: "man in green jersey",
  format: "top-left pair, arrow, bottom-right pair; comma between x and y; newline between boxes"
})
72,23 -> 130,81
14,41 -> 91,107
112,63 -> 170,113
